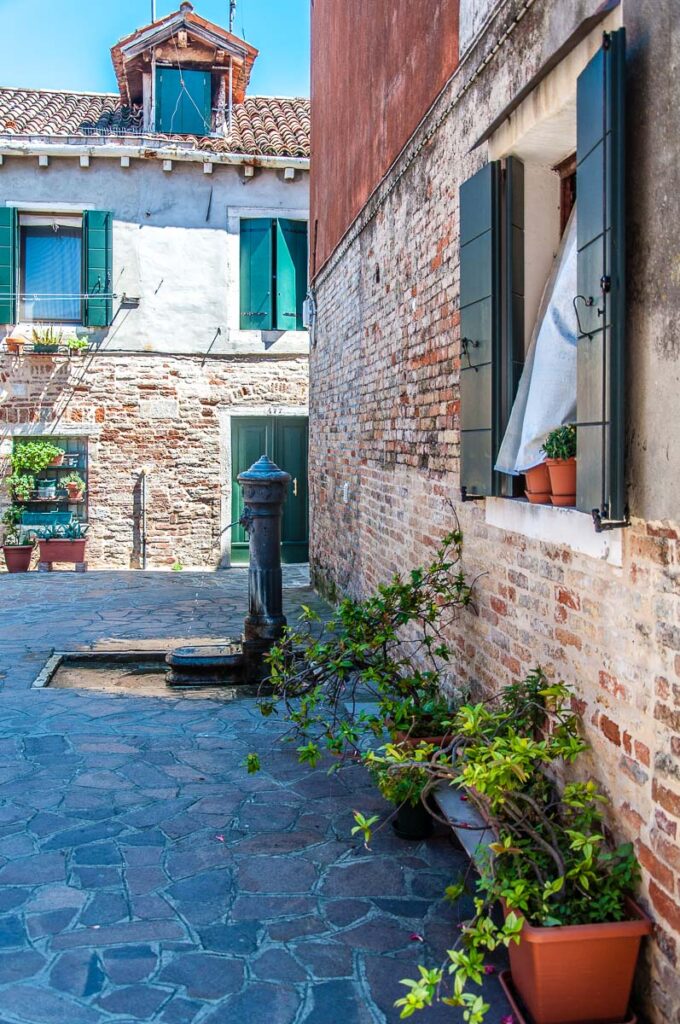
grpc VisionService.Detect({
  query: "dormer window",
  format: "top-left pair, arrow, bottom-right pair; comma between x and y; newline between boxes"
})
155,66 -> 212,135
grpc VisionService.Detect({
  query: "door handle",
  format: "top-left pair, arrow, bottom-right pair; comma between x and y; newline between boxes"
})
293,477 -> 298,497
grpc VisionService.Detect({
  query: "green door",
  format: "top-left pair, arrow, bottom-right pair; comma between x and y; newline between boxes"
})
230,416 -> 309,564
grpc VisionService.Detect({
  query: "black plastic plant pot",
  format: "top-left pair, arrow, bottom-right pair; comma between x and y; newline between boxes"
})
392,799 -> 434,841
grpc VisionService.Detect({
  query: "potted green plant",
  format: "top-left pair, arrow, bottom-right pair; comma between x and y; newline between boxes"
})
11,439 -> 65,473
7,473 -> 35,502
366,742 -> 435,840
62,472 -> 85,501
65,336 -> 90,355
38,519 -> 88,565
388,690 -> 468,747
381,672 -> 651,1024
541,425 -> 577,507
257,527 -> 476,766
31,326 -> 63,354
1,507 -> 34,572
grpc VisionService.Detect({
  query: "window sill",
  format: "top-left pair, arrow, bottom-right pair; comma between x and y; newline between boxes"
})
485,497 -> 623,567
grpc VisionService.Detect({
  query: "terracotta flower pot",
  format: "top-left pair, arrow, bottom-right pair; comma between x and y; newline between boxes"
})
392,729 -> 453,748
524,462 -> 552,505
5,337 -> 25,355
507,899 -> 651,1024
546,457 -> 576,507
49,452 -> 65,467
3,545 -> 33,573
38,539 -> 87,563
66,485 -> 84,501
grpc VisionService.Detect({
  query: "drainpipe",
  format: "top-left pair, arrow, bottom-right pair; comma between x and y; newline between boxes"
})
140,469 -> 149,570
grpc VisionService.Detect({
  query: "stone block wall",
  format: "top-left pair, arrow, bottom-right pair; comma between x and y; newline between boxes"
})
0,353 -> 308,569
309,2 -> 680,1018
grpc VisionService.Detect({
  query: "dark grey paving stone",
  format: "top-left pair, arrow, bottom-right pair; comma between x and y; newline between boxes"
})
322,899 -> 371,928
159,951 -> 244,999
0,983 -> 103,1024
375,898 -> 439,919
0,948 -> 47,984
292,940 -> 354,979
252,947 -> 308,982
42,822 -> 124,850
0,852 -> 66,885
50,949 -> 106,998
24,885 -> 86,913
203,981 -> 301,1024
0,915 -> 28,949
268,914 -> 329,941
158,996 -> 204,1023
303,980 -> 374,1024
97,984 -> 171,1018
72,842 -> 121,865
24,736 -> 70,756
70,864 -> 122,889
26,906 -> 79,939
51,919 -> 186,949
166,868 -> 233,905
79,890 -> 129,926
337,919 -> 413,952
321,858 -> 409,898
101,944 -> 158,984
198,920 -> 262,955
0,888 -> 30,914
231,894 -> 318,921
236,856 -> 317,894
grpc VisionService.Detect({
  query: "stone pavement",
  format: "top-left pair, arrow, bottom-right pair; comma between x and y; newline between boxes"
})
0,569 -> 510,1023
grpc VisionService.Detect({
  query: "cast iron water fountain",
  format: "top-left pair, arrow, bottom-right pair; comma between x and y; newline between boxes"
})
165,455 -> 291,687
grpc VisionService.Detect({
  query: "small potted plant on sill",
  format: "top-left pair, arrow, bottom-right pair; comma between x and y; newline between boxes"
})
38,518 -> 88,565
63,472 -> 86,502
386,671 -> 651,1024
11,438 -> 64,473
1,507 -> 34,573
5,334 -> 26,356
366,743 -> 436,841
65,336 -> 90,355
541,424 -> 577,507
31,326 -> 63,354
7,473 -> 35,503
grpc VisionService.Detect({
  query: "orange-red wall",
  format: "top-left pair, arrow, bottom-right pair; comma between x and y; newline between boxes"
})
310,0 -> 460,276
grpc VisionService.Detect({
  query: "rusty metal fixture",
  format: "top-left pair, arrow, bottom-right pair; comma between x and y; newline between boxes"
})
165,454 -> 291,687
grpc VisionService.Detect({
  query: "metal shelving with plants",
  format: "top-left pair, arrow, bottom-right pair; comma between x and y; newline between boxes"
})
7,436 -> 89,525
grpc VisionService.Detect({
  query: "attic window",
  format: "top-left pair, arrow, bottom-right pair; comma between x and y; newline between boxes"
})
155,67 -> 212,135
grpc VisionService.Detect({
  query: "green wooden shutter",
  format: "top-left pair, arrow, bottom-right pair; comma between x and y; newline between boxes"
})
576,29 -> 626,523
276,219 -> 308,330
0,207 -> 18,324
156,68 -> 211,135
240,219 -> 273,330
459,162 -> 502,498
501,157 -> 525,496
82,211 -> 112,328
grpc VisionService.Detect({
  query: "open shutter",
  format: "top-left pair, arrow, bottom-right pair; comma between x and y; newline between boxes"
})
240,219 -> 273,330
459,162 -> 501,499
501,157 -> 525,496
276,219 -> 308,330
0,207 -> 17,324
83,211 -> 112,328
575,29 -> 626,523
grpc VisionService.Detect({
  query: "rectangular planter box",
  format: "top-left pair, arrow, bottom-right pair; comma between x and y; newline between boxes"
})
38,540 -> 87,564
508,899 -> 651,1024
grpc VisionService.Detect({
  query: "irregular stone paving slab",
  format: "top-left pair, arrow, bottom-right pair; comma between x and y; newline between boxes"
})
0,568 -> 509,1021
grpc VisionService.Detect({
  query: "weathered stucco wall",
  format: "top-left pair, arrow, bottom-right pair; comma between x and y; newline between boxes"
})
0,158 -> 309,356
309,0 -> 459,276
310,0 -> 680,1019
0,351 -> 308,569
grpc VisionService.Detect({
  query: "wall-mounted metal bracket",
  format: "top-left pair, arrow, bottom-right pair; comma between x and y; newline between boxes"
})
461,486 -> 485,503
573,294 -> 603,339
461,336 -> 480,371
592,507 -> 630,533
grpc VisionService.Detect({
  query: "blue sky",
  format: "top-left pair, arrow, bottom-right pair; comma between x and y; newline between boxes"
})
0,0 -> 309,97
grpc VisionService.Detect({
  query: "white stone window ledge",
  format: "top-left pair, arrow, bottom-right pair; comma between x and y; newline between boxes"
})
485,497 -> 623,567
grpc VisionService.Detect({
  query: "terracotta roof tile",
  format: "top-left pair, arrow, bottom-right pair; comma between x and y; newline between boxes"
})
0,88 -> 309,159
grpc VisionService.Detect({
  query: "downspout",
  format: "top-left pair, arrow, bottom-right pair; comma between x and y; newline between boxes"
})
140,469 -> 148,570
150,47 -> 157,131
228,57 -> 233,136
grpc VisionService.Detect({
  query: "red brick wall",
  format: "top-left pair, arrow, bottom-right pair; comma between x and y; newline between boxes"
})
309,2 -> 680,1018
0,354 -> 308,569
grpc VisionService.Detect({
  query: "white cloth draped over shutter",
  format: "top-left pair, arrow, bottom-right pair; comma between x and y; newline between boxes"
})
495,206 -> 578,476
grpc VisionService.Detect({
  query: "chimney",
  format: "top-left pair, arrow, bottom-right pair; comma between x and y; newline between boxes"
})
179,1 -> 194,11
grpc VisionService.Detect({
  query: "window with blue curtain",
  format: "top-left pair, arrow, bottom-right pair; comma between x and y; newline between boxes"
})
21,224 -> 82,322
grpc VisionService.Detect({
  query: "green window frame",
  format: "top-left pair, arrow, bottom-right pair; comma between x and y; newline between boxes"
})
458,30 -> 626,527
239,218 -> 308,331
0,209 -> 112,328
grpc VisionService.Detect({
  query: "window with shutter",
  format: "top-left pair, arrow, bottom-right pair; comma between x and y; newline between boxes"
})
155,68 -> 212,135
82,211 -> 112,328
0,207 -> 17,325
276,219 -> 308,331
459,162 -> 502,499
575,29 -> 626,525
240,219 -> 274,330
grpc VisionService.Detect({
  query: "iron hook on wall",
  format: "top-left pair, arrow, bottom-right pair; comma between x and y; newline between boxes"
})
573,294 -> 603,340
461,336 -> 480,371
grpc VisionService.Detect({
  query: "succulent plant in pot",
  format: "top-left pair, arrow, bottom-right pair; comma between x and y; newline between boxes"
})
31,326 -> 63,354
1,507 -> 34,572
62,472 -> 86,501
38,519 -> 89,565
541,425 -> 577,507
